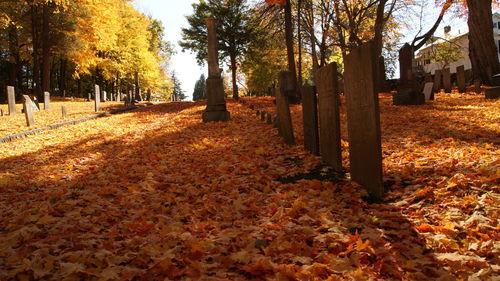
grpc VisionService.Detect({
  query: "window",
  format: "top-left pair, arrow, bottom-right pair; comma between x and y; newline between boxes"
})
498,21 -> 500,29
495,22 -> 498,28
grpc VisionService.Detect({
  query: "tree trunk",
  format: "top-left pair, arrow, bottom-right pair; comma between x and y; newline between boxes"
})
59,58 -> 67,96
297,0 -> 303,87
31,4 -> 42,98
41,4 -> 51,94
284,0 -> 299,103
467,0 -> 499,85
7,25 -> 19,91
230,53 -> 238,100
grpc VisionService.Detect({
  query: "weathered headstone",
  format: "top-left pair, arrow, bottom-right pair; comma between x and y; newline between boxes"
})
423,82 -> 434,101
202,18 -> 230,122
344,41 -> 384,200
433,69 -> 442,94
456,65 -> 466,93
301,85 -> 320,156
399,43 -> 414,82
260,110 -> 266,121
94,85 -> 100,112
44,92 -> 50,110
316,63 -> 342,168
256,110 -> 260,117
276,77 -> 295,145
442,68 -> 452,93
394,44 -> 424,105
7,86 -> 16,115
266,112 -> 272,124
61,105 -> 67,119
485,87 -> 500,99
22,95 -> 35,127
87,92 -> 91,102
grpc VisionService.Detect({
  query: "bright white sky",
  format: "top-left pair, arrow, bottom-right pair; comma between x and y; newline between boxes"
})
133,0 -> 203,101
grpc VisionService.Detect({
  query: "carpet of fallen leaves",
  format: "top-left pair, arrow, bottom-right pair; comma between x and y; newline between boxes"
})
0,98 -> 126,136
0,93 -> 498,281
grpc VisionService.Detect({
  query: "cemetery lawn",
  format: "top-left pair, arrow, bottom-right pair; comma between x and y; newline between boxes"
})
0,99 -> 129,137
0,94 -> 498,280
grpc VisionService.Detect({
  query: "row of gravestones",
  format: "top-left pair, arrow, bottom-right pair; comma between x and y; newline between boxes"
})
248,42 -> 384,200
0,86 -> 67,127
90,85 -> 152,110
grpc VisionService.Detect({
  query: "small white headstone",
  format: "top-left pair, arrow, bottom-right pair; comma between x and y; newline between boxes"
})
423,82 -> 434,101
24,95 -> 40,112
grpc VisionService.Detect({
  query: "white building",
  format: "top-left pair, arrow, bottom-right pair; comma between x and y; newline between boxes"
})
415,12 -> 500,75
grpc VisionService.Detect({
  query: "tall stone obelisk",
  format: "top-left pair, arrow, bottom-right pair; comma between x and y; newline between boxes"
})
202,17 -> 230,123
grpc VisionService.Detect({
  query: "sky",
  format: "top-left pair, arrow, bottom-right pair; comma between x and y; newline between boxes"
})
133,0 -> 203,101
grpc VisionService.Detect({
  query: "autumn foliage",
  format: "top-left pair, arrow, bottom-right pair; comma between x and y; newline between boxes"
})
0,92 -> 498,280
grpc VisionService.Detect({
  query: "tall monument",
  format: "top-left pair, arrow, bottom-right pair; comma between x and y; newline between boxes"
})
202,17 -> 230,122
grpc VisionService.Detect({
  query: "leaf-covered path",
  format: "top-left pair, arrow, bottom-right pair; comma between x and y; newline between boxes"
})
0,94 -> 498,280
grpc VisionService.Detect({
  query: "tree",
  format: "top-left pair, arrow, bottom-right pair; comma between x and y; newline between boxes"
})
192,74 -> 206,101
466,0 -> 500,85
180,0 -> 255,100
171,72 -> 186,101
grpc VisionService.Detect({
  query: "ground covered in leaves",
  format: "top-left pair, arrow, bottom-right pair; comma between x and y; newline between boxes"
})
0,98 -> 126,136
0,93 -> 498,280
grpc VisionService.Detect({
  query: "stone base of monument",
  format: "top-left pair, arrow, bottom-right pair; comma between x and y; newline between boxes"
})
202,78 -> 231,122
393,88 -> 425,105
202,110 -> 231,122
485,86 -> 500,99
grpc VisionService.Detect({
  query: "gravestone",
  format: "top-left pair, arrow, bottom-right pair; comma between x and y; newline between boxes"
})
33,97 -> 40,110
443,68 -> 451,93
399,43 -> 414,82
202,18 -> 230,122
266,112 -> 272,124
344,41 -> 384,200
260,110 -> 266,121
485,87 -> 500,99
316,63 -> 341,168
94,85 -> 100,112
394,44 -> 424,105
7,86 -> 16,115
256,110 -> 260,117
276,76 -> 295,145
43,92 -> 50,110
423,82 -> 434,101
456,65 -> 466,93
474,79 -> 482,94
61,105 -> 67,119
301,85 -> 319,156
87,92 -> 91,102
433,69 -> 442,94
22,95 -> 35,127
